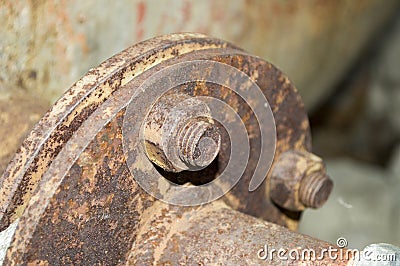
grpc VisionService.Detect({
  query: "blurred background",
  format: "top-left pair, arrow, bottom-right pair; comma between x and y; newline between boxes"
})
0,0 -> 399,249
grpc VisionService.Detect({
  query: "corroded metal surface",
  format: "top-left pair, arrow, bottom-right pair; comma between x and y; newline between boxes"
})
143,92 -> 221,173
0,33 -> 231,231
1,0 -> 398,108
0,33 -> 335,264
129,200 -> 353,265
1,1 -> 399,193
270,150 -> 333,211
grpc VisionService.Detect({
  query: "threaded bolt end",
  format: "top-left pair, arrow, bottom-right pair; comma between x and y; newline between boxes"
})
178,118 -> 221,170
299,172 -> 333,208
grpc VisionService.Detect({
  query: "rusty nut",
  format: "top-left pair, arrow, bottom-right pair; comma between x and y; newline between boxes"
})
143,93 -> 221,173
270,150 -> 333,211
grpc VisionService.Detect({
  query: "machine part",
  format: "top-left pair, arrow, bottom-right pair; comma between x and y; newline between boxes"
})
128,200 -> 353,265
0,33 -> 334,264
270,150 -> 333,211
143,93 -> 221,172
1,0 -> 398,112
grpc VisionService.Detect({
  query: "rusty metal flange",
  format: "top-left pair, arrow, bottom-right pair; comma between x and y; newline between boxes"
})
0,33 -> 336,265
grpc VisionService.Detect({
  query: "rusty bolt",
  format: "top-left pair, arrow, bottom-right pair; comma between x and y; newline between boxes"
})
143,93 -> 221,172
177,117 -> 220,169
299,171 -> 333,208
270,150 -> 333,211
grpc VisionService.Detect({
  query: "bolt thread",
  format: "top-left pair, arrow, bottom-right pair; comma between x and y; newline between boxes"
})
299,172 -> 333,208
178,119 -> 220,169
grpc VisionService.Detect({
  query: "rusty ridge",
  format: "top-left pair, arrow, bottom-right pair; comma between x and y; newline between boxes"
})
0,33 -> 333,264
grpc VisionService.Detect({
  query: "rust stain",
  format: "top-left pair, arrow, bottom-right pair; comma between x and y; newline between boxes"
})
136,1 -> 146,40
181,0 -> 191,24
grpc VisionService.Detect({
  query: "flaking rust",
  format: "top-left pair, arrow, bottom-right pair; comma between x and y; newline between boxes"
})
0,33 -> 342,265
